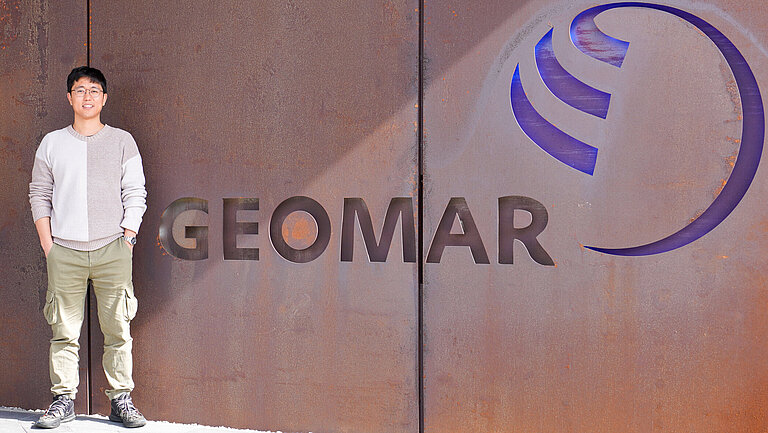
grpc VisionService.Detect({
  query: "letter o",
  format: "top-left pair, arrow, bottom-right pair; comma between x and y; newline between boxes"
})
270,196 -> 331,263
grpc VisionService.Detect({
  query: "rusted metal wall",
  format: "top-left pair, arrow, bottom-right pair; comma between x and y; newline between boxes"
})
423,1 -> 768,432
0,0 -> 90,415
86,1 -> 419,432
4,0 -> 768,432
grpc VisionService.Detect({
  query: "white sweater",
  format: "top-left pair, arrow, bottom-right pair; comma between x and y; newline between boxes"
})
29,125 -> 147,251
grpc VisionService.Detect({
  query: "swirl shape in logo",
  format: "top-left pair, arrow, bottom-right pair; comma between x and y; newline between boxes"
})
511,2 -> 764,256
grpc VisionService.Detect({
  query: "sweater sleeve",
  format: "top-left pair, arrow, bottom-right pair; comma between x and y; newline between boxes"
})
120,135 -> 147,233
29,139 -> 53,222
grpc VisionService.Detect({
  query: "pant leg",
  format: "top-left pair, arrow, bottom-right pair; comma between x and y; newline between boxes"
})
45,243 -> 90,399
89,238 -> 137,400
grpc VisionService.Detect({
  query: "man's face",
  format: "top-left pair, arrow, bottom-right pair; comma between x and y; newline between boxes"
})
67,77 -> 108,121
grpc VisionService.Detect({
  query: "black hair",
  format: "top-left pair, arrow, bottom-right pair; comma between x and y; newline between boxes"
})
66,66 -> 107,94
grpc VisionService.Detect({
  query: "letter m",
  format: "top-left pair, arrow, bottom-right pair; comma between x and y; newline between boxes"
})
341,197 -> 416,263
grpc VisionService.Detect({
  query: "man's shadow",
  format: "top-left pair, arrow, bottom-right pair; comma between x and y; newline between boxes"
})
0,407 -> 38,423
0,407 -> 123,429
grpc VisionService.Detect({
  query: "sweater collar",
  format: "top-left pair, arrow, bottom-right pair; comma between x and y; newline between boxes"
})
66,124 -> 110,142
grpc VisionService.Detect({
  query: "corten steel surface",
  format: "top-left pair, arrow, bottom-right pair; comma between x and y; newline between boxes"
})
0,0 -> 90,415
87,1 -> 419,432
5,1 -> 768,432
423,1 -> 768,432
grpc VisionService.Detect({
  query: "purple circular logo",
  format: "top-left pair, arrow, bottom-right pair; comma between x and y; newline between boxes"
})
511,2 -> 764,256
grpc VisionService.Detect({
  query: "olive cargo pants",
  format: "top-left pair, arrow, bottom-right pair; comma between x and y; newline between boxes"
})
43,237 -> 138,400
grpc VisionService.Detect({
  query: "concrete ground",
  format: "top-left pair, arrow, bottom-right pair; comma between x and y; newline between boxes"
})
0,407 -> 280,433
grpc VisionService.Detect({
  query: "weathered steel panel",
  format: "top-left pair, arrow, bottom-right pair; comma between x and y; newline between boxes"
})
0,0 -> 89,415
423,1 -> 768,432
89,1 -> 419,431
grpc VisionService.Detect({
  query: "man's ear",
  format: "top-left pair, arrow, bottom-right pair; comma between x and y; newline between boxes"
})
67,92 -> 73,106
102,93 -> 107,106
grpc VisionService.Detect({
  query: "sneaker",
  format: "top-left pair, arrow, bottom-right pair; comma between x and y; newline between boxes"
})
34,394 -> 75,429
109,393 -> 147,428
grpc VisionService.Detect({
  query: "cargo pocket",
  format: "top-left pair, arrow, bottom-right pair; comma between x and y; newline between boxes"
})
43,291 -> 58,325
124,286 -> 138,321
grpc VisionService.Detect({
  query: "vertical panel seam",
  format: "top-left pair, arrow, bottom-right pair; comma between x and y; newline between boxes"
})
417,0 -> 425,432
86,0 -> 90,66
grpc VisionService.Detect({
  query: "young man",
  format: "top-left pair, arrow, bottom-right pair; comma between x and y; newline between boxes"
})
28,66 -> 148,429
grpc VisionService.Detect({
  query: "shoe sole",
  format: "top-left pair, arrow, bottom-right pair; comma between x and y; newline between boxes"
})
34,413 -> 75,429
109,414 -> 147,428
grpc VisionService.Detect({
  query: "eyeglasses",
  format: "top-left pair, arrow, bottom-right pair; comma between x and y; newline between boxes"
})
70,87 -> 104,98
